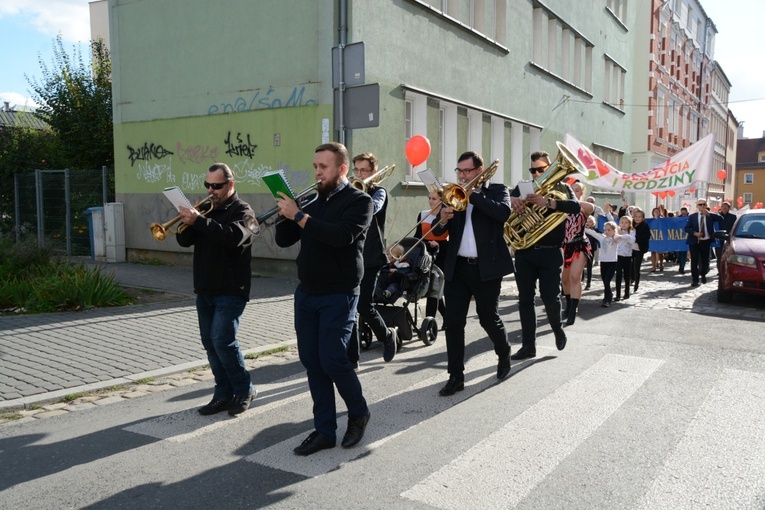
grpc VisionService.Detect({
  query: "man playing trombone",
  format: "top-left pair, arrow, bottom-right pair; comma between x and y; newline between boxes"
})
432,151 -> 514,396
176,163 -> 257,416
348,152 -> 398,367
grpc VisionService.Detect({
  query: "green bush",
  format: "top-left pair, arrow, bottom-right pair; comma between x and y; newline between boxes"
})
0,238 -> 130,313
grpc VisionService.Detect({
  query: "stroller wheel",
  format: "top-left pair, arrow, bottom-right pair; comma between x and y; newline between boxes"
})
419,317 -> 438,346
359,322 -> 373,351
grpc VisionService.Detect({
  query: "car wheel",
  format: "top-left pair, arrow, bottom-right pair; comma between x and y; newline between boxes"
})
717,279 -> 734,304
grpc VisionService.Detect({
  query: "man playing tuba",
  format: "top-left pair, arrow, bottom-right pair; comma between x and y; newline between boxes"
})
509,150 -> 581,361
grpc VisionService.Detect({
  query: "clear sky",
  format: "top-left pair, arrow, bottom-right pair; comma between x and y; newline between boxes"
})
1,0 -> 764,139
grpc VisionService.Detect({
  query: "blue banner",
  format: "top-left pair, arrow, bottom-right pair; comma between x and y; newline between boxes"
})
596,216 -> 719,252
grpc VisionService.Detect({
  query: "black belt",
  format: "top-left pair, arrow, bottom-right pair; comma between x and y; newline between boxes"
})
457,256 -> 478,265
534,244 -> 561,250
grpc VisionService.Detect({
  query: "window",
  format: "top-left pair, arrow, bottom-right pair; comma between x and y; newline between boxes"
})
593,144 -> 624,171
656,90 -> 666,137
604,55 -> 626,109
532,2 -> 593,94
744,173 -> 754,184
606,0 -> 628,25
759,153 -> 765,162
410,0 -> 507,47
743,192 -> 753,204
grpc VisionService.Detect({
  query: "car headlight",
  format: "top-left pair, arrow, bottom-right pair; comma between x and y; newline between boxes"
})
729,254 -> 757,268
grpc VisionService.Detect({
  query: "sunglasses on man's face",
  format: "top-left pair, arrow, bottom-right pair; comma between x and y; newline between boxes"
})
204,181 -> 230,190
529,164 -> 549,174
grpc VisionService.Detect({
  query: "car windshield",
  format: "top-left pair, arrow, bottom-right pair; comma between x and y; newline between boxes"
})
734,218 -> 765,239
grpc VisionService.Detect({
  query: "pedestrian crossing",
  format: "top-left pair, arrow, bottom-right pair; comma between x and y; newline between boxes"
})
121,346 -> 765,509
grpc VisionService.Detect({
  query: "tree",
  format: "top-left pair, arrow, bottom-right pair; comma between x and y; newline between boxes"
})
27,35 -> 114,169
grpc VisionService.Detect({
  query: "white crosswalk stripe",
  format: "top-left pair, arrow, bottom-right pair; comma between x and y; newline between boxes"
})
401,354 -> 664,509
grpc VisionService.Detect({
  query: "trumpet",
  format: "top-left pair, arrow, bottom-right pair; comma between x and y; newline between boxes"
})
389,159 -> 499,261
150,195 -> 214,241
349,164 -> 396,192
244,181 -> 321,236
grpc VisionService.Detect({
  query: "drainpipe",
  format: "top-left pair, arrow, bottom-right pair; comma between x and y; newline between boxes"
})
337,0 -> 348,145
696,17 -> 713,141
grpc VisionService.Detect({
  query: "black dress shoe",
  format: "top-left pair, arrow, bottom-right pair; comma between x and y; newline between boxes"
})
294,431 -> 336,456
438,375 -> 465,396
701,275 -> 707,284
497,355 -> 511,380
553,327 -> 567,351
228,389 -> 257,416
198,397 -> 233,416
341,411 -> 371,448
691,282 -> 700,287
510,348 -> 536,360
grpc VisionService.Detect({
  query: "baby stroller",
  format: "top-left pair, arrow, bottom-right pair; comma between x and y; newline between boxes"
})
360,237 -> 445,351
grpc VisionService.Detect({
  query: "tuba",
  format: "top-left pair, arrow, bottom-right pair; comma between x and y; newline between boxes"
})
350,164 -> 396,192
504,142 -> 587,250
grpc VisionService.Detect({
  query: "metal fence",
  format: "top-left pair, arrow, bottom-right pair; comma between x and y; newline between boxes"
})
14,167 -> 115,256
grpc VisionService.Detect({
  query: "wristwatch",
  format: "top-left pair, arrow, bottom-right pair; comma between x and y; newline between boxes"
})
294,211 -> 305,222
545,198 -> 552,209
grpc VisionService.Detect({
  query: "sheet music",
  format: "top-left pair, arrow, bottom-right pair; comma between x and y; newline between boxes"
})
163,186 -> 193,211
416,168 -> 442,193
517,180 -> 535,198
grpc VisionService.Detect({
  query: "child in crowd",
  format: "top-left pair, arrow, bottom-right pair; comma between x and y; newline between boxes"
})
614,215 -> 635,301
584,221 -> 623,307
631,207 -> 652,292
376,244 -> 412,300
650,207 -> 665,272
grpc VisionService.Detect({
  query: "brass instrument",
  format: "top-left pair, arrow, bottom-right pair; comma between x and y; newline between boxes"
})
503,142 -> 587,250
350,164 -> 396,192
244,181 -> 321,236
390,159 -> 499,261
150,195 -> 214,241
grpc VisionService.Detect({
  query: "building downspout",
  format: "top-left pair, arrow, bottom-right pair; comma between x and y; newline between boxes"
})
337,0 -> 348,145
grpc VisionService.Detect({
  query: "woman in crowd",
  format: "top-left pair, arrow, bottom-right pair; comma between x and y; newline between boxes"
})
561,181 -> 594,325
631,207 -> 652,292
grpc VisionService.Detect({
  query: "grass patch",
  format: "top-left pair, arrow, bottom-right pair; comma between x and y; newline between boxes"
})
187,364 -> 210,372
1,413 -> 23,420
133,377 -> 154,384
132,257 -> 166,266
244,345 -> 290,360
0,238 -> 130,314
60,392 -> 87,403
29,404 -> 42,411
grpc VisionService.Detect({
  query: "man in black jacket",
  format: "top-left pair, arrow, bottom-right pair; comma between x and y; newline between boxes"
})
347,152 -> 398,368
510,150 -> 580,361
433,151 -> 514,396
275,142 -> 373,456
715,200 -> 737,268
177,163 -> 256,417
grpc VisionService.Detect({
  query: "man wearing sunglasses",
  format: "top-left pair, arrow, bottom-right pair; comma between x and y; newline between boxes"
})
177,163 -> 257,417
509,151 -> 580,361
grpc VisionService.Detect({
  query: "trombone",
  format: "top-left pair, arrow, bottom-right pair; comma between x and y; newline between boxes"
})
150,195 -> 214,241
244,181 -> 321,236
349,164 -> 396,192
389,159 -> 499,261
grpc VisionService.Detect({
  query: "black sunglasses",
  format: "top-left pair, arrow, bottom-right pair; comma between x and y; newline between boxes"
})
204,180 -> 230,190
529,165 -> 549,174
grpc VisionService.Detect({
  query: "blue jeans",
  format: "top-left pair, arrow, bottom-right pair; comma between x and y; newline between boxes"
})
196,294 -> 252,399
294,288 -> 367,442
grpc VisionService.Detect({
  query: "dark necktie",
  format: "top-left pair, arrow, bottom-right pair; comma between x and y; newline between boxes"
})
700,214 -> 706,239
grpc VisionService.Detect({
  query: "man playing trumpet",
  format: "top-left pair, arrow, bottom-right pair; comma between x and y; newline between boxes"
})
177,163 -> 257,417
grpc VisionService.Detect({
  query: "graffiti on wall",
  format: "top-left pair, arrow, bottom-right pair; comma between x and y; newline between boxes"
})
225,131 -> 258,158
207,86 -> 318,115
127,142 -> 175,166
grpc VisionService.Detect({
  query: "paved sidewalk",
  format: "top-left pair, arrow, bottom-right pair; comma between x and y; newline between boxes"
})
2,257 -> 764,413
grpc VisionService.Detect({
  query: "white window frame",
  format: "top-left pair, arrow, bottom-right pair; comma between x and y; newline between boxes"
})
744,173 -> 754,185
743,192 -> 753,204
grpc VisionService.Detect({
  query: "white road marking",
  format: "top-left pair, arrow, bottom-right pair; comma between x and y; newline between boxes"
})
401,353 -> 664,509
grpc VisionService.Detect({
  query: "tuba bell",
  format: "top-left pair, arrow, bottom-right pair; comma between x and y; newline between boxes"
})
504,142 -> 587,250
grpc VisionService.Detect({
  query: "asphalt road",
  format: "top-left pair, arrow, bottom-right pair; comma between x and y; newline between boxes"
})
2,264 -> 765,509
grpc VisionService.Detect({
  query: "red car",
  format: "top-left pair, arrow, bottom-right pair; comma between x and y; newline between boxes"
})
715,210 -> 765,303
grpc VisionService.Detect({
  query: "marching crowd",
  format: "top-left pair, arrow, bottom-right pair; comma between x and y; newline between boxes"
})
174,143 -> 734,457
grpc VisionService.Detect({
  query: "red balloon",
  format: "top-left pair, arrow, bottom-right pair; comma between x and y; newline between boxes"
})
565,177 -> 577,185
737,196 -> 744,205
405,135 -> 431,166
688,187 -> 696,193
717,169 -> 727,180
658,191 -> 667,199
668,190 -> 676,197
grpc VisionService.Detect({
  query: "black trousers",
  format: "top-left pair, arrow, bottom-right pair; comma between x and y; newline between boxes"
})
600,261 -> 617,303
689,240 -> 712,283
514,247 -> 563,350
443,257 -> 509,377
631,250 -> 646,288
615,255 -> 632,296
348,265 -> 388,363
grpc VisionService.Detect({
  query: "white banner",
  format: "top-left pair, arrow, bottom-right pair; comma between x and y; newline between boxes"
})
563,133 -> 715,193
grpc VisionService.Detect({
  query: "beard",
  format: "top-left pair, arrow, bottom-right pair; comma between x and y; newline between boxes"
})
317,174 -> 343,198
